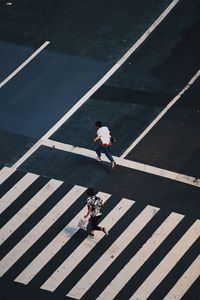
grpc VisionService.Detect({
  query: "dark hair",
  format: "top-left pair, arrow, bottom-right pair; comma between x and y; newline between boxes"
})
95,121 -> 102,128
86,188 -> 95,196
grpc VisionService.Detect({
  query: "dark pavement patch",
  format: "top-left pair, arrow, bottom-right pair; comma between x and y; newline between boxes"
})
0,129 -> 36,167
0,0 -> 172,61
126,77 -> 200,178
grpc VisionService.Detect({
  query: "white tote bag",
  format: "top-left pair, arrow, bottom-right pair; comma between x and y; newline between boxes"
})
78,218 -> 88,230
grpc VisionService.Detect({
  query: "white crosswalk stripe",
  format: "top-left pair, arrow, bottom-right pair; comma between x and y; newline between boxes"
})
97,212 -> 185,300
0,172 -> 39,214
0,185 -> 86,276
130,219 -> 200,300
0,167 -> 199,300
67,205 -> 160,299
0,178 -> 63,245
12,192 -> 111,284
163,255 -> 200,300
40,198 -> 134,292
0,166 -> 16,185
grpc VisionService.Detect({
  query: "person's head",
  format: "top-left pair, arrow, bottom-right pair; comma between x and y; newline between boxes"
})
86,188 -> 95,197
95,121 -> 102,128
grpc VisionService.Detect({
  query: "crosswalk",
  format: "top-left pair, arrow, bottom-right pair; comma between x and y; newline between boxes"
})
0,166 -> 200,299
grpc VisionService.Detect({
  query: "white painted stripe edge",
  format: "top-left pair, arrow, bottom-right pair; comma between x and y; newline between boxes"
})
0,41 -> 50,88
11,0 -> 180,169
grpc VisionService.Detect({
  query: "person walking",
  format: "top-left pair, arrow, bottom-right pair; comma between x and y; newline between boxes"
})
84,188 -> 108,238
94,121 -> 116,169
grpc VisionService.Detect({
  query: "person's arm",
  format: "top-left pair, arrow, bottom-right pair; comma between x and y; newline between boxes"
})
84,205 -> 92,218
93,135 -> 100,142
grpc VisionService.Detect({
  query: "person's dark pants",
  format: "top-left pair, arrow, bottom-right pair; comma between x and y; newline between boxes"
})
90,215 -> 102,231
95,144 -> 114,162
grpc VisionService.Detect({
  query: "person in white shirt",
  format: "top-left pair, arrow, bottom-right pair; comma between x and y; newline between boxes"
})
94,121 -> 116,169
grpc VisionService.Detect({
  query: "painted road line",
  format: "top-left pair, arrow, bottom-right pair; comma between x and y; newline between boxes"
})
163,255 -> 200,300
130,219 -> 200,300
0,41 -> 50,89
42,139 -> 200,188
43,139 -> 96,159
118,158 -> 200,188
11,192 -> 110,283
0,173 -> 39,214
0,185 -> 85,277
40,198 -> 134,292
98,212 -> 184,300
67,205 -> 160,299
0,167 -> 16,185
0,179 -> 62,246
121,69 -> 200,158
12,0 -> 180,169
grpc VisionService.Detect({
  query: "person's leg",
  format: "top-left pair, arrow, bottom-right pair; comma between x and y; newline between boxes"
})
89,216 -> 106,237
104,147 -> 116,169
103,147 -> 114,162
95,143 -> 102,160
92,216 -> 102,231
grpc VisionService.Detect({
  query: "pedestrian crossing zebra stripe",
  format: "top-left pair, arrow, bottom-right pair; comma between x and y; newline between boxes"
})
0,172 -> 39,214
12,192 -> 111,284
67,205 -> 160,299
0,185 -> 86,276
0,167 -> 16,185
40,198 -> 134,292
97,211 -> 185,300
163,255 -> 200,300
129,219 -> 200,300
0,168 -> 199,299
0,179 -> 63,245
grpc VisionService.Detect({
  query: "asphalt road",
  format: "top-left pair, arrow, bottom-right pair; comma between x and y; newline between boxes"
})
0,0 -> 200,299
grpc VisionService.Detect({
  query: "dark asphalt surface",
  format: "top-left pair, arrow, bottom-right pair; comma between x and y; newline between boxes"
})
0,0 -> 200,299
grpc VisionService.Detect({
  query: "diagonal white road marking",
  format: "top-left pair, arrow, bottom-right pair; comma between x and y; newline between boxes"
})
0,173 -> 39,214
67,205 -> 160,299
0,185 -> 85,276
12,0 -> 181,169
10,192 -> 110,282
130,219 -> 200,299
40,198 -> 134,292
0,179 -> 62,245
98,212 -> 184,299
0,41 -> 50,88
163,255 -> 200,300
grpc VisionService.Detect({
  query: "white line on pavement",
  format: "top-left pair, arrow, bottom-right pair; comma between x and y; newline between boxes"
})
0,179 -> 62,246
40,198 -> 134,292
10,192 -> 110,282
0,186 -> 86,277
12,0 -> 180,169
0,166 -> 16,185
0,41 -> 50,89
98,212 -> 184,300
41,139 -> 200,188
130,219 -> 200,300
0,173 -> 39,214
121,69 -> 200,158
163,255 -> 200,300
67,205 -> 160,299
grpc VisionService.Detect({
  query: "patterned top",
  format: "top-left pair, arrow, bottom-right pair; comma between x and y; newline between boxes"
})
87,196 -> 103,217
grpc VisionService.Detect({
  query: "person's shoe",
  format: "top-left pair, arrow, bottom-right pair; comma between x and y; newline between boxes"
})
102,227 -> 108,235
97,156 -> 102,161
89,233 -> 94,238
111,161 -> 116,169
